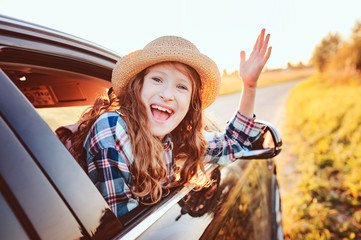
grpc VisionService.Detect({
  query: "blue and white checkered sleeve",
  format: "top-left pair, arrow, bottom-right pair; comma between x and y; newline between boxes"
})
203,111 -> 265,165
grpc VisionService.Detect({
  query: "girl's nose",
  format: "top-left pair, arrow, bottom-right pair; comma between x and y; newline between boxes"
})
159,84 -> 175,101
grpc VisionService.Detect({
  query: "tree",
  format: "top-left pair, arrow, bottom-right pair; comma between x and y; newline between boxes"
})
327,20 -> 361,71
351,20 -> 361,40
351,20 -> 361,70
222,69 -> 228,78
287,62 -> 293,69
311,32 -> 342,72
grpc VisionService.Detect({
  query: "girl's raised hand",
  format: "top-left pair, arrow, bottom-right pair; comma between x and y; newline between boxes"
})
239,29 -> 272,89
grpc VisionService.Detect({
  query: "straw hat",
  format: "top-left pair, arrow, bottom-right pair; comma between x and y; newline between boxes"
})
111,36 -> 221,109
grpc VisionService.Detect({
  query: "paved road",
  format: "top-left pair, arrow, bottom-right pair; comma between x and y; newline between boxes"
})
205,79 -> 305,131
206,78 -> 306,198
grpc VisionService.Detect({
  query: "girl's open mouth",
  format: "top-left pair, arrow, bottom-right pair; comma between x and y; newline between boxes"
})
151,104 -> 174,122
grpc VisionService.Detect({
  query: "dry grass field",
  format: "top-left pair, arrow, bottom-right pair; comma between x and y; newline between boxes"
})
281,72 -> 361,239
219,67 -> 316,95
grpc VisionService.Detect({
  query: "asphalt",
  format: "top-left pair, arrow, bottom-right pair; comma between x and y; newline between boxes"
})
205,78 -> 306,201
205,79 -> 305,130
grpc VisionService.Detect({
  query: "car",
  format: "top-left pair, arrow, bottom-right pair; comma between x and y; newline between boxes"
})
0,15 -> 283,240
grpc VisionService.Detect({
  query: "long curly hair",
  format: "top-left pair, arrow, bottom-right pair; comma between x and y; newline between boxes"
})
71,61 -> 208,204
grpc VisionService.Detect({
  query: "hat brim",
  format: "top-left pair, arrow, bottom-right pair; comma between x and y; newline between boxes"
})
112,46 -> 221,109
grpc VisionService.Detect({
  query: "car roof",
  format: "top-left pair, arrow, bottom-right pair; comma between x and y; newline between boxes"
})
0,15 -> 121,108
0,14 -> 120,68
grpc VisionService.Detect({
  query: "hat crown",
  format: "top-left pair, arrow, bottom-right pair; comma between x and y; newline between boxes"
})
144,36 -> 200,53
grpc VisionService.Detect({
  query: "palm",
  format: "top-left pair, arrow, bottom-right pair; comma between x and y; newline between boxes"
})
239,29 -> 272,88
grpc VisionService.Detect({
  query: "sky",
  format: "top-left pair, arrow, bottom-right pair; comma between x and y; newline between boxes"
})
1,0 -> 361,72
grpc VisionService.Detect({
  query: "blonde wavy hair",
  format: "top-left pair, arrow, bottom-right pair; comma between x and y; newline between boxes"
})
71,62 -> 209,204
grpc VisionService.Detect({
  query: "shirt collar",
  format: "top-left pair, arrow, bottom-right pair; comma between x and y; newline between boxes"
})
162,134 -> 173,151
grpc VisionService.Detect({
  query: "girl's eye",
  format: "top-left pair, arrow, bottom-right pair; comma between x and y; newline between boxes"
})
177,84 -> 189,91
152,77 -> 162,83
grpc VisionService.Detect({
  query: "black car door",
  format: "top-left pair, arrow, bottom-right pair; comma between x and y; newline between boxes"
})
0,69 -> 123,239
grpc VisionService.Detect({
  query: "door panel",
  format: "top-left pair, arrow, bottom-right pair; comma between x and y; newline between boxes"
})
0,69 -> 123,239
136,160 -> 272,240
0,192 -> 30,240
0,117 -> 86,240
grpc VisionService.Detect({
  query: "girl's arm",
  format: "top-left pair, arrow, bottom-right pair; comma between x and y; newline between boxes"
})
238,29 -> 272,118
203,112 -> 265,165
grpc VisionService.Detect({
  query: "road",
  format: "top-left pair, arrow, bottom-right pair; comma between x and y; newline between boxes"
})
205,79 -> 305,131
206,78 -> 305,199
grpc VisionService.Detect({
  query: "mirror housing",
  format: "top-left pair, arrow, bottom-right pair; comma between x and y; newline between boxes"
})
239,120 -> 282,160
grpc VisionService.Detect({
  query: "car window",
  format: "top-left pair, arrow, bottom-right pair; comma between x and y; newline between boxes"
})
36,106 -> 89,131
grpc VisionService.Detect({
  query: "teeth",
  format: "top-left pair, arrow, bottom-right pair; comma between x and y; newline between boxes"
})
151,105 -> 172,113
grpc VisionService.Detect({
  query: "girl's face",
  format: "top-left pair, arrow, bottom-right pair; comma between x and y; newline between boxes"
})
141,62 -> 193,139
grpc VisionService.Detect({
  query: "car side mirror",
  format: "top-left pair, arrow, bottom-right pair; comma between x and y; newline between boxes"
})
239,120 -> 282,159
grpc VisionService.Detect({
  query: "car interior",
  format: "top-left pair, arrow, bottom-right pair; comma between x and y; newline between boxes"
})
1,62 -> 112,130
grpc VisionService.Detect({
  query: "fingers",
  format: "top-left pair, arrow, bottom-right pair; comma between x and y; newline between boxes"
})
260,33 -> 270,56
240,51 -> 246,62
264,46 -> 272,64
244,29 -> 272,66
258,29 -> 265,50
253,35 -> 260,50
254,29 -> 265,51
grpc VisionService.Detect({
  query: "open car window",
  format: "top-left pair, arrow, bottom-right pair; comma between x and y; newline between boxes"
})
1,64 -> 110,131
36,106 -> 88,131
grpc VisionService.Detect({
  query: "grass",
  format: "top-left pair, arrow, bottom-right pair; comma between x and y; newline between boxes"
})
280,71 -> 361,239
219,67 -> 316,95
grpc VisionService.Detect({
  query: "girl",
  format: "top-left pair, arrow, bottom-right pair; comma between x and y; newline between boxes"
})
71,29 -> 271,218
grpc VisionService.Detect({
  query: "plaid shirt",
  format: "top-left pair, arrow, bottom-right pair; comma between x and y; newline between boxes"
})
83,111 -> 264,218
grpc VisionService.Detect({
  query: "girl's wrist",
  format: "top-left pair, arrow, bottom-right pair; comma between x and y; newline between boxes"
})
242,85 -> 257,94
